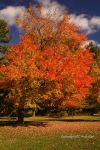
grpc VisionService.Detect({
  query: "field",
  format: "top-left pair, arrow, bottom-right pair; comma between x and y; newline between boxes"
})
0,116 -> 100,150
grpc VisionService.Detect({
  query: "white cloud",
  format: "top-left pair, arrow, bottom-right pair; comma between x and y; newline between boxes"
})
83,40 -> 96,47
0,6 -> 25,26
36,0 -> 66,21
83,40 -> 100,48
69,14 -> 100,35
90,16 -> 100,27
0,1 -> 100,37
0,1 -> 65,26
38,0 -> 100,35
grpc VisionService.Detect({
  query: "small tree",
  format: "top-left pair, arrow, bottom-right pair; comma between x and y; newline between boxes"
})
0,19 -> 9,54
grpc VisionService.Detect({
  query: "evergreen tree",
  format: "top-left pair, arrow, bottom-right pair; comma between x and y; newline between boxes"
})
84,42 -> 100,114
0,19 -> 9,115
0,19 -> 9,63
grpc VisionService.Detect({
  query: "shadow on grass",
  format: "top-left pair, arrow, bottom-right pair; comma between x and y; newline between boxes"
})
56,119 -> 100,122
0,117 -> 100,127
0,121 -> 48,127
34,119 -> 100,122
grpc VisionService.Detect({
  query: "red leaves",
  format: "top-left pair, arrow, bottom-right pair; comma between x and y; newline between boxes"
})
0,35 -> 40,80
38,47 -> 95,107
0,35 -> 95,108
0,6 -> 96,108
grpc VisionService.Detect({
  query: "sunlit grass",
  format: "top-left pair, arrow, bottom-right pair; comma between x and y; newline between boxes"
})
0,126 -> 100,150
0,115 -> 100,122
0,116 -> 100,150
25,115 -> 100,122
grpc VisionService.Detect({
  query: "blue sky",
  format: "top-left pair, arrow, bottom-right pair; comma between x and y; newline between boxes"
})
0,0 -> 100,45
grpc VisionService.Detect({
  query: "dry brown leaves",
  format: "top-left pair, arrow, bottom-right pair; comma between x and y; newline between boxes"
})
0,122 -> 100,136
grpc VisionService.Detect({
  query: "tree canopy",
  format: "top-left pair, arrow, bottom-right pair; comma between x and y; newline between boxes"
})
0,5 -> 95,123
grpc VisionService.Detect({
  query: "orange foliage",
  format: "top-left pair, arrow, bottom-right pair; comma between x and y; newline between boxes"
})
16,6 -> 87,51
0,35 -> 40,81
0,5 -> 95,108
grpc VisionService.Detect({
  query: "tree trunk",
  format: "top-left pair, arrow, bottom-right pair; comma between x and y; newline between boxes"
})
17,108 -> 24,124
33,109 -> 36,117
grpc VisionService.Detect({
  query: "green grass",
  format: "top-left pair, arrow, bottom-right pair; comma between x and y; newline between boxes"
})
0,116 -> 100,150
0,115 -> 100,123
25,115 -> 100,122
0,128 -> 100,150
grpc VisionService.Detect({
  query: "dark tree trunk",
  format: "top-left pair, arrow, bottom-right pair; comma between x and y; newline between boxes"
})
33,109 -> 36,117
17,108 -> 24,124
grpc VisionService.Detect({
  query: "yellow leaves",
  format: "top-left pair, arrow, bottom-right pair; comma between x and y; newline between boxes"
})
63,15 -> 68,20
55,82 -> 62,90
43,95 -> 49,100
52,89 -> 63,99
15,102 -> 19,108
16,18 -> 21,26
26,103 -> 35,108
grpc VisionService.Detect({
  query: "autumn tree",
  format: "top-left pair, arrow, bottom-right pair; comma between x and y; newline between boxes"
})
0,35 -> 42,123
0,5 -> 95,123
16,5 -> 95,107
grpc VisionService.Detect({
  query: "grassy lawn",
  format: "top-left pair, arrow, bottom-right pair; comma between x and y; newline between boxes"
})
0,130 -> 100,150
1,115 -> 100,122
0,116 -> 100,150
25,115 -> 100,122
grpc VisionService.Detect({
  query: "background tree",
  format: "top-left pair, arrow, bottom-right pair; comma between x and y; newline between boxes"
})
0,19 -> 9,58
0,19 -> 9,116
83,43 -> 100,114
